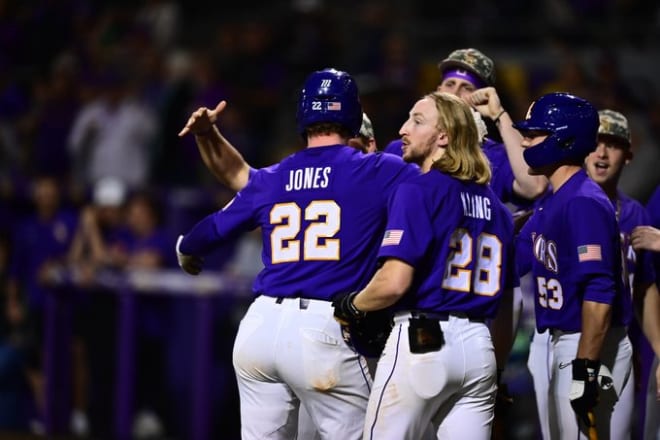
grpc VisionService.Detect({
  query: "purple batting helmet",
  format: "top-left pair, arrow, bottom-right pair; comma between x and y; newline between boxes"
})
513,92 -> 599,169
296,68 -> 362,137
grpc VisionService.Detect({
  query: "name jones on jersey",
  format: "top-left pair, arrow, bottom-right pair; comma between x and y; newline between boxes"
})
285,167 -> 332,191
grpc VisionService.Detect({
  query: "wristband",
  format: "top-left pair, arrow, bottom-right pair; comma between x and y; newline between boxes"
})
494,110 -> 506,125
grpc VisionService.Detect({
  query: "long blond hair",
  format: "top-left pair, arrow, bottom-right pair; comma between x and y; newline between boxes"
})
428,92 -> 491,184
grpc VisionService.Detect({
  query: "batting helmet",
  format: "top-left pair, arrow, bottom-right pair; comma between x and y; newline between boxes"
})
513,92 -> 598,169
296,68 -> 362,137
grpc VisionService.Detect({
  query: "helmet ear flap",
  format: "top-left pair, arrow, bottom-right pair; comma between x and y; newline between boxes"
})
296,68 -> 363,138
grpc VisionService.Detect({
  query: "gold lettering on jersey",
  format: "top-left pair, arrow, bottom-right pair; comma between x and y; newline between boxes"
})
532,232 -> 559,273
285,167 -> 332,191
460,192 -> 491,220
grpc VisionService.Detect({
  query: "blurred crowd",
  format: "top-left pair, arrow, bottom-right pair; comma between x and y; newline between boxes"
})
1,0 -> 660,438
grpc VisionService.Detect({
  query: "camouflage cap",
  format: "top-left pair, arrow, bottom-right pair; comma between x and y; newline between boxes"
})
359,112 -> 375,139
438,48 -> 495,86
598,109 -> 631,145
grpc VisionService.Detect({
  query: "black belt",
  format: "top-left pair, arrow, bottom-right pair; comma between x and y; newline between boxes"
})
548,328 -> 576,336
409,311 -> 485,323
273,296 -> 310,310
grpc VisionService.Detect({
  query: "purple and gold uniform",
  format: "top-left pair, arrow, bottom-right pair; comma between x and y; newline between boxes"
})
179,144 -> 419,440
526,171 -> 628,332
181,146 -> 419,299
378,171 -> 515,317
521,170 -> 633,439
362,167 -> 515,440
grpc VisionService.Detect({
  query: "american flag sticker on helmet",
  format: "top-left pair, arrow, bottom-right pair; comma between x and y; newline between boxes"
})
577,244 -> 602,262
327,102 -> 342,111
382,230 -> 403,246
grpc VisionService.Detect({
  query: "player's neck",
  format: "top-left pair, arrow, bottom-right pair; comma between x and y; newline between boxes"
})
307,134 -> 347,148
548,165 -> 581,193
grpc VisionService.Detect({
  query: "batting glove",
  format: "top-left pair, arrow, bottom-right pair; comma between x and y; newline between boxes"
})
332,291 -> 366,326
176,235 -> 204,275
569,358 -> 600,427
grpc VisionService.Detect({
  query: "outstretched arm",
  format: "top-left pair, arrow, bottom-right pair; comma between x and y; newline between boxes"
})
466,87 -> 548,200
179,101 -> 251,192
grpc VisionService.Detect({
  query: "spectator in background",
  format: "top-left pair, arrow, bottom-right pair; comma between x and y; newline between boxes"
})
68,179 -> 173,438
5,174 -> 86,436
67,177 -> 131,436
67,69 -> 157,192
68,177 -> 131,281
122,189 -> 173,440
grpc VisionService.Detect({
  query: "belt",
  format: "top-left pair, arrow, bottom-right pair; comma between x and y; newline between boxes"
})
548,328 -> 578,336
274,296 -> 310,310
408,311 -> 485,323
549,325 -> 626,337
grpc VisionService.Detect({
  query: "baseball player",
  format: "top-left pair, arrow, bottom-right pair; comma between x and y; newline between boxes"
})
176,68 -> 420,440
334,92 -> 516,440
513,93 -> 633,439
522,109 -> 660,438
384,48 -> 548,206
631,184 -> 660,439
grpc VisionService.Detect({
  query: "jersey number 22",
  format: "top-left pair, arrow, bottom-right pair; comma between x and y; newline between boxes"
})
270,201 -> 340,263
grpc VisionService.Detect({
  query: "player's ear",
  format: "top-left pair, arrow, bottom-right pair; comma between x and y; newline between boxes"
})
435,130 -> 449,148
624,148 -> 633,164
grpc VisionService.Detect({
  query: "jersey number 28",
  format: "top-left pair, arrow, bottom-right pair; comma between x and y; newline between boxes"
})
270,201 -> 340,263
442,228 -> 502,296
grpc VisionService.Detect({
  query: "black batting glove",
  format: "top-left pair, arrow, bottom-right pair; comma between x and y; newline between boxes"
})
332,291 -> 366,326
569,358 -> 600,427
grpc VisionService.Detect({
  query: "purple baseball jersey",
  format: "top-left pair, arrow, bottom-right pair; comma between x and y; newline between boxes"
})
180,145 -> 420,300
522,170 -> 628,332
646,185 -> 660,282
376,170 -> 515,319
384,138 -> 521,205
618,191 -> 656,288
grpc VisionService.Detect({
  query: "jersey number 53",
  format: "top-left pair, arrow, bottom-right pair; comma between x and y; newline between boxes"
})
536,276 -> 564,310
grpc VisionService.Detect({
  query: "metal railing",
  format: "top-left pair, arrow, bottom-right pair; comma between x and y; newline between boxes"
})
43,268 -> 252,440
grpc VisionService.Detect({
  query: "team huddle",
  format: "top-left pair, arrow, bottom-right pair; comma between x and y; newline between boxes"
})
175,49 -> 660,439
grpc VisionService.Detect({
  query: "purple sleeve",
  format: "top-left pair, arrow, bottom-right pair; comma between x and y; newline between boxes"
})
568,198 -> 619,305
377,182 -> 433,266
180,184 -> 258,255
179,214 -> 221,255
